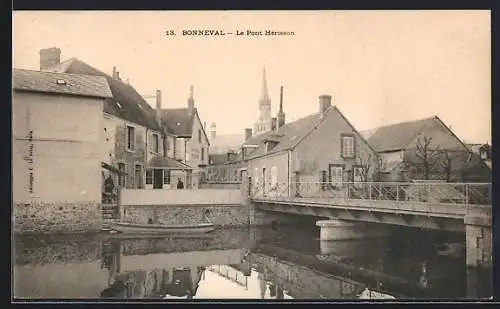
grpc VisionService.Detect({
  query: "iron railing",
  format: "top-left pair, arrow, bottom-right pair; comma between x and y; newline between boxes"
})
250,181 -> 492,206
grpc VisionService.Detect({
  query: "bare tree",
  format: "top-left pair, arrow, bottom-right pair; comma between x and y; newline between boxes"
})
406,136 -> 442,180
356,148 -> 380,182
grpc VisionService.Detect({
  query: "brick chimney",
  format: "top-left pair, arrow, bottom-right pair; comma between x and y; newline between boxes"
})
156,90 -> 162,126
271,117 -> 277,131
319,95 -> 332,115
245,128 -> 252,141
39,47 -> 61,70
277,86 -> 286,128
210,122 -> 216,140
188,85 -> 194,116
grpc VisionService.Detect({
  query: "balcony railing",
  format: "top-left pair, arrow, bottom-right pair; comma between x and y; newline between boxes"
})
250,181 -> 492,206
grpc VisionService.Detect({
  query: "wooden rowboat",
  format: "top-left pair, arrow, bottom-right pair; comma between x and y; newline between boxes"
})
109,221 -> 215,234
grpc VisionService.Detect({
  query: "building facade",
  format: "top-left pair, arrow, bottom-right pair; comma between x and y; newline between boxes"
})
244,94 -> 378,196
365,116 -> 474,182
12,68 -> 113,233
160,86 -> 210,188
40,47 -> 171,191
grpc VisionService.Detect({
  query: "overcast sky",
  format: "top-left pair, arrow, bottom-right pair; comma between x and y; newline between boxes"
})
13,10 -> 491,143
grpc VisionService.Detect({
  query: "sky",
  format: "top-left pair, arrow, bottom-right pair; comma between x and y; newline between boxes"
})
12,10 -> 491,143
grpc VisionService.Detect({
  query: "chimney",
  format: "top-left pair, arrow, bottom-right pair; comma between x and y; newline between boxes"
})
112,67 -> 117,79
319,95 -> 332,114
277,86 -> 286,128
204,122 -> 207,130
271,117 -> 277,131
155,90 -> 162,126
116,71 -> 121,81
210,122 -> 216,140
39,47 -> 61,70
188,85 -> 194,116
245,128 -> 252,141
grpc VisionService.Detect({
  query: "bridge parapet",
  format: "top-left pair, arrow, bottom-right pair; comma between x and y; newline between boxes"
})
251,181 -> 491,207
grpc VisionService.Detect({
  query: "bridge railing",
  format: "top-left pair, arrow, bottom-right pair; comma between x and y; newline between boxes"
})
250,181 -> 492,206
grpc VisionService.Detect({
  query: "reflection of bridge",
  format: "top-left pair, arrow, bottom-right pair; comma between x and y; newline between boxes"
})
251,244 -> 459,299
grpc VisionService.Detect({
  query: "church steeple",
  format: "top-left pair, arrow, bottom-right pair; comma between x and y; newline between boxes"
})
260,67 -> 270,103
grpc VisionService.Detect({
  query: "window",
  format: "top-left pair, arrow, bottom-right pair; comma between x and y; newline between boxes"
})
152,134 -> 159,153
198,129 -> 202,143
201,147 -> 205,162
126,125 -> 135,151
118,163 -> 126,187
146,169 -> 153,185
341,134 -> 355,158
353,166 -> 364,182
186,140 -> 191,162
253,167 -> 259,185
134,165 -> 143,188
329,165 -> 343,184
163,170 -> 171,184
271,166 -> 278,187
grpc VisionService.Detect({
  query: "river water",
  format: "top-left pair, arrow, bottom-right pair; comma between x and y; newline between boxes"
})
12,224 -> 492,300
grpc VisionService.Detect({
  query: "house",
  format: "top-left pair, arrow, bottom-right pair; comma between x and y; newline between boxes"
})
464,143 -> 492,182
207,122 -> 245,155
40,47 -> 190,190
12,68 -> 112,207
159,86 -> 210,188
365,116 -> 473,182
243,94 -> 379,196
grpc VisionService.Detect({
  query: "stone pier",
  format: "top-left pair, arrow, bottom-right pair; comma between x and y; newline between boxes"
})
316,219 -> 365,240
464,215 -> 492,268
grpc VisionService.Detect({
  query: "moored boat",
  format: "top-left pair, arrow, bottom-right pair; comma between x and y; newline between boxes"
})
109,221 -> 216,234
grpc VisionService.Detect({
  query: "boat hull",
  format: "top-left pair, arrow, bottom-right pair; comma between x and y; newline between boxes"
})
109,221 -> 215,234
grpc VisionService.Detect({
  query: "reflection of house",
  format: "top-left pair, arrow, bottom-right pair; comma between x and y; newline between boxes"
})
12,68 -> 112,207
159,86 -> 210,188
364,116 -> 472,182
40,47 -> 168,190
243,94 -> 378,195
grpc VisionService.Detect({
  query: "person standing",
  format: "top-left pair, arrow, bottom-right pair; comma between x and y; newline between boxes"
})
176,178 -> 184,189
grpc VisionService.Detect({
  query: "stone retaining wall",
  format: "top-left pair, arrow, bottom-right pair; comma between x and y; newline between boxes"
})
121,204 -> 250,227
14,202 -> 102,235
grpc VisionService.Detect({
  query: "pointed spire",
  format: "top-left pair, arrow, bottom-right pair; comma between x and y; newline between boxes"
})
260,67 -> 270,102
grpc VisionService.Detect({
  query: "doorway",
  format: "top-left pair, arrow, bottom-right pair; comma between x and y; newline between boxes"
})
153,169 -> 163,189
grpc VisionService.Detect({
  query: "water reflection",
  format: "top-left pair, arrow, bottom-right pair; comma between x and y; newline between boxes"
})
13,226 -> 492,300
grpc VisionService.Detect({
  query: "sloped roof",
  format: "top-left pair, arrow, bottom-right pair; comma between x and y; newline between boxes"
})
148,155 -> 192,170
161,108 -> 196,136
243,109 -> 328,160
43,58 -> 161,131
13,68 -> 112,99
209,133 -> 245,154
367,117 -> 436,152
209,154 -> 228,165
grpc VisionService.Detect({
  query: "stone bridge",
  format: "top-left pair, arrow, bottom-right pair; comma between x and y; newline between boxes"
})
244,179 -> 492,269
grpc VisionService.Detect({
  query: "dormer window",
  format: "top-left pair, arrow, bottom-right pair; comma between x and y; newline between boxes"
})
265,140 -> 279,152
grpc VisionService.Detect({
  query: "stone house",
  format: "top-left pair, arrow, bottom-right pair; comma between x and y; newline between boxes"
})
12,68 -> 112,232
39,47 -> 189,191
364,116 -> 473,182
242,94 -> 379,196
159,86 -> 210,189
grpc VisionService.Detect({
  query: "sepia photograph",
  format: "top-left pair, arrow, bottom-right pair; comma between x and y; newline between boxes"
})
12,10 -> 492,300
